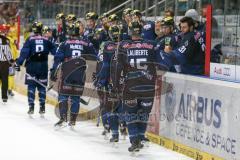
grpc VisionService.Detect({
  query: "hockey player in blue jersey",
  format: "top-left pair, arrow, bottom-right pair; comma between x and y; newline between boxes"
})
185,9 -> 206,52
160,16 -> 205,75
130,9 -> 157,40
97,25 -> 127,143
84,12 -> 108,51
158,17 -> 179,72
65,14 -> 77,27
15,22 -> 56,115
42,26 -> 55,43
116,21 -> 161,152
53,13 -> 67,45
51,22 -> 97,127
120,8 -> 132,40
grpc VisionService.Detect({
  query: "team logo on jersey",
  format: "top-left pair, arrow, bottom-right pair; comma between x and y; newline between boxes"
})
143,24 -> 151,30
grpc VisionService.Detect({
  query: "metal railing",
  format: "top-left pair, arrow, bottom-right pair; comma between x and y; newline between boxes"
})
106,0 -> 132,14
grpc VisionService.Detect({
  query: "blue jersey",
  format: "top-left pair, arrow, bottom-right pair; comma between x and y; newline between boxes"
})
120,22 -> 131,40
158,34 -> 178,51
17,35 -> 56,65
97,41 -> 117,87
141,21 -> 157,41
117,39 -> 163,101
118,39 -> 161,79
158,33 -> 179,72
84,26 -> 108,51
17,35 -> 56,85
160,31 -> 205,75
52,37 -> 97,71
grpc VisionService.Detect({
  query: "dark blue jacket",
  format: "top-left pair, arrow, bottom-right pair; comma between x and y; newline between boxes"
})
141,21 -> 157,40
160,31 -> 205,75
52,37 -> 97,72
97,41 -> 118,87
17,34 -> 56,84
84,26 -> 108,51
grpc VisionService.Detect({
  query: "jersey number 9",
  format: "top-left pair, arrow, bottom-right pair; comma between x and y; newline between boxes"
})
36,45 -> 44,53
72,50 -> 81,58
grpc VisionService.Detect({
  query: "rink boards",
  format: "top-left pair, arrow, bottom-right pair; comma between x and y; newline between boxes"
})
14,63 -> 240,159
147,72 -> 240,160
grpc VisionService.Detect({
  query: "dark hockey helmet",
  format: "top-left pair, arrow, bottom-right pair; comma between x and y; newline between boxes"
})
161,16 -> 174,26
99,12 -> 109,20
67,22 -> 80,36
95,28 -> 104,35
56,13 -> 65,20
129,21 -> 142,36
108,14 -> 119,22
130,9 -> 142,17
85,12 -> 99,20
123,8 -> 133,16
42,25 -> 51,34
66,14 -> 77,22
32,21 -> 43,34
108,25 -> 120,41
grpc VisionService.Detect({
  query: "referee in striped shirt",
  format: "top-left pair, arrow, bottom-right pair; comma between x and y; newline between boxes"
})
0,25 -> 13,103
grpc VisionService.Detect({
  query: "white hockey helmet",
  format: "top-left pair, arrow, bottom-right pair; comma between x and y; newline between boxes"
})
185,9 -> 200,22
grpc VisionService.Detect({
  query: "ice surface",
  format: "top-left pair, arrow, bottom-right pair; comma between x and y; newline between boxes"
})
0,92 -> 193,160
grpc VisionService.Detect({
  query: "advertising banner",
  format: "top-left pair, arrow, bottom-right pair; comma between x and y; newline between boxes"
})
210,63 -> 236,81
159,72 -> 240,160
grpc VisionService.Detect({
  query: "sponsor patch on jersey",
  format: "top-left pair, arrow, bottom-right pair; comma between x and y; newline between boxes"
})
66,40 -> 89,46
123,42 -> 154,49
107,44 -> 116,51
143,24 -> 151,30
30,35 -> 48,40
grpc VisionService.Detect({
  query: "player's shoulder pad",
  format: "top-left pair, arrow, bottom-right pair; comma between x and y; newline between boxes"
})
119,40 -> 132,48
65,38 -> 92,47
103,41 -> 117,50
144,39 -> 157,45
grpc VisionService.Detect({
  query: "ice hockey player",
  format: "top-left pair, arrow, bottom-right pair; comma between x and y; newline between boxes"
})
42,26 -> 54,43
120,8 -> 132,40
130,9 -> 157,40
99,12 -> 110,32
185,9 -> 205,34
84,12 -> 107,51
154,20 -> 164,41
96,25 -> 127,143
158,17 -> 179,72
65,14 -> 77,27
15,22 -> 56,114
117,21 -> 160,152
75,20 -> 85,37
185,9 -> 206,57
108,14 -> 119,26
160,16 -> 205,75
53,13 -> 67,46
108,13 -> 128,41
51,22 -> 97,127
0,24 -> 13,103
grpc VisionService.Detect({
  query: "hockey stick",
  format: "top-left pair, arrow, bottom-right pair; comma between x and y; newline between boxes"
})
25,73 -> 91,105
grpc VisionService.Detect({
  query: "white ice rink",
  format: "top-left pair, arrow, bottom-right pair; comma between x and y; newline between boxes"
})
0,92 -> 193,160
